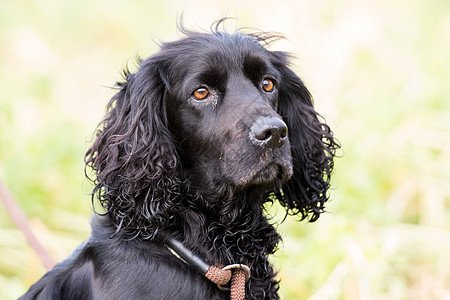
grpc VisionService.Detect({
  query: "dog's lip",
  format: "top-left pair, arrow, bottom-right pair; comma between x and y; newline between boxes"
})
238,161 -> 293,187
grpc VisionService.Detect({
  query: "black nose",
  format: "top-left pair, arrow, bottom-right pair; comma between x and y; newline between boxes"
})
250,116 -> 288,149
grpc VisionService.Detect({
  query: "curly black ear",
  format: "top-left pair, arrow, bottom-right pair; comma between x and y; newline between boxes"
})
85,58 -> 182,239
271,51 -> 340,222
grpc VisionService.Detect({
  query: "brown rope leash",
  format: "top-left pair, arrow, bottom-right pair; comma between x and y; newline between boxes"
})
164,236 -> 250,300
230,268 -> 247,300
205,264 -> 250,300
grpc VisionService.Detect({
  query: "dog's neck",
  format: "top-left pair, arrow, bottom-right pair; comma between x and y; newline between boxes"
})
167,188 -> 281,267
95,187 -> 282,298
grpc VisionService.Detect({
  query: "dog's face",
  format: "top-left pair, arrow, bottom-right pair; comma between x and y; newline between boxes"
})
162,33 -> 293,191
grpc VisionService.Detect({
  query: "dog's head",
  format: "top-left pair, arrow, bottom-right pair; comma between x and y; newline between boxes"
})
85,25 -> 339,238
160,32 -> 293,192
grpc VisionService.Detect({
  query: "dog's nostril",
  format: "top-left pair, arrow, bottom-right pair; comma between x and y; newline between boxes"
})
250,117 -> 288,149
254,129 -> 273,142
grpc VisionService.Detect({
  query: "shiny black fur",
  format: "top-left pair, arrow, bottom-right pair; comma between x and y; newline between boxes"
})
21,23 -> 338,299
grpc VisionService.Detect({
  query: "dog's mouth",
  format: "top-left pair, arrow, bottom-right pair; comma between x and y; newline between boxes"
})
252,163 -> 284,185
238,161 -> 293,188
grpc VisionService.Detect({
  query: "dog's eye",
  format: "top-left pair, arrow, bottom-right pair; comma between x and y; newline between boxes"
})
193,87 -> 210,100
262,78 -> 275,93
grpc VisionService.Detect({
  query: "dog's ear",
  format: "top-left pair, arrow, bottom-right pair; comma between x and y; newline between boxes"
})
85,57 -> 182,238
270,51 -> 339,222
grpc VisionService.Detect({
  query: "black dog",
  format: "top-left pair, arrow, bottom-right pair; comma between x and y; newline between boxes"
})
21,23 -> 338,299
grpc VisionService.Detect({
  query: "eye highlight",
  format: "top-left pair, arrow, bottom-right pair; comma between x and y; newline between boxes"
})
193,87 -> 210,100
262,78 -> 275,93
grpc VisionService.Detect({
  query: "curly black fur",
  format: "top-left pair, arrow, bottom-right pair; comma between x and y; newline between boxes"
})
21,21 -> 339,300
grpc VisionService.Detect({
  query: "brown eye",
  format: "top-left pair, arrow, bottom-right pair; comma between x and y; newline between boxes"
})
262,78 -> 274,93
193,87 -> 209,100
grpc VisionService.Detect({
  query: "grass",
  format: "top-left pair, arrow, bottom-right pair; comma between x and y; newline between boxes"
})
1,0 -> 449,299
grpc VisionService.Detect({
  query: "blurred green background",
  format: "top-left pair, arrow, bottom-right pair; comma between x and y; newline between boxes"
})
1,0 -> 449,299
